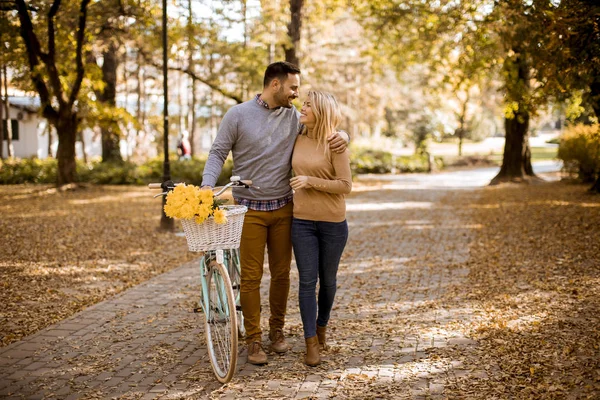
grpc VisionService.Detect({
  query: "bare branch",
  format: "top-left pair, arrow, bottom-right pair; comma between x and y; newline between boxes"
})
14,0 -> 57,121
138,49 -> 243,104
172,66 -> 243,104
45,0 -> 65,108
68,0 -> 91,108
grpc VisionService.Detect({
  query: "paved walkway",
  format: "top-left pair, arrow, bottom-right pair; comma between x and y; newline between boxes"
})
0,164 -> 560,399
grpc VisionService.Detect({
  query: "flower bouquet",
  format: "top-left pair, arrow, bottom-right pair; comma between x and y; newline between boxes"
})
163,184 -> 247,252
163,184 -> 228,225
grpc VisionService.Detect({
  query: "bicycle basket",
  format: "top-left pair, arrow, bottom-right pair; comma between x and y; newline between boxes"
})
180,205 -> 248,252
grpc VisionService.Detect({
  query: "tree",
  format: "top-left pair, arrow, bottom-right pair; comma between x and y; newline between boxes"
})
352,0 -> 550,184
488,1 -> 545,184
94,36 -> 123,163
526,0 -> 600,191
15,0 -> 91,185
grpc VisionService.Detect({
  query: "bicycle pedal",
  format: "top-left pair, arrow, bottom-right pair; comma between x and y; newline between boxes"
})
232,284 -> 240,290
193,307 -> 202,313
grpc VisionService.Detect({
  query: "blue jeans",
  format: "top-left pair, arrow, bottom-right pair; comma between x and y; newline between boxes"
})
291,218 -> 348,339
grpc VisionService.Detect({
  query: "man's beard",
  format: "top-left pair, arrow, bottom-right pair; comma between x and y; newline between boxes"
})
274,88 -> 294,108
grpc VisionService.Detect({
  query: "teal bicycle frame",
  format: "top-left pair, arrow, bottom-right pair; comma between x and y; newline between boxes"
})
198,248 -> 243,330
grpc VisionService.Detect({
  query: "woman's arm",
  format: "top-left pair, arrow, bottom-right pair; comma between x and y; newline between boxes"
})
290,150 -> 352,194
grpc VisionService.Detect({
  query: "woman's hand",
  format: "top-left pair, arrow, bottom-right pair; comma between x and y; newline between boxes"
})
290,175 -> 310,190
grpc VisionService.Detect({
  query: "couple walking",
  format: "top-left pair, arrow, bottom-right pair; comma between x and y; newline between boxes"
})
201,61 -> 352,366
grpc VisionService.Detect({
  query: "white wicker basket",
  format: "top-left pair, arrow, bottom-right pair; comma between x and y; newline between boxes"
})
180,205 -> 248,252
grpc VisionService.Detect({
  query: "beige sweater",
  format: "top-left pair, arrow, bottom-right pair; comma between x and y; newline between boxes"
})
291,133 -> 352,222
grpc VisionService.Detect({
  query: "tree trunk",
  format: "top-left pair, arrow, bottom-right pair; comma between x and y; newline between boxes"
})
523,142 -> 534,176
588,79 -> 600,193
591,176 -> 600,193
0,60 -> 3,160
79,130 -> 88,164
55,114 -> 78,186
186,0 -> 196,156
457,94 -> 468,157
2,65 -> 12,158
189,79 -> 197,156
16,0 -> 90,185
99,40 -> 122,163
589,77 -> 600,120
490,113 -> 530,184
285,0 -> 303,67
47,122 -> 53,158
135,49 -> 144,159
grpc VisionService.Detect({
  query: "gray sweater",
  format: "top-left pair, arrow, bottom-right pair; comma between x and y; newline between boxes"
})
202,99 -> 301,201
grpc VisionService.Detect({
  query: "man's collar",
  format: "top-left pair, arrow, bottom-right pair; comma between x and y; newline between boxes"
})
255,94 -> 270,109
255,94 -> 283,110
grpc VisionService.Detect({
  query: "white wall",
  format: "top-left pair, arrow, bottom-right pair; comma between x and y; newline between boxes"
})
3,107 -> 108,161
1,106 -> 41,158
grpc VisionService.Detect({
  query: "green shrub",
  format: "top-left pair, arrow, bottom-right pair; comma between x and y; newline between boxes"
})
350,148 -> 393,174
349,147 -> 434,174
557,124 -> 600,182
0,157 -> 58,184
3,146 -> 441,185
0,155 -> 234,186
77,160 -> 141,185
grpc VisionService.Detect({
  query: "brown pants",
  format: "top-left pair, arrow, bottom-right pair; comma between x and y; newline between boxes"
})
239,202 -> 293,343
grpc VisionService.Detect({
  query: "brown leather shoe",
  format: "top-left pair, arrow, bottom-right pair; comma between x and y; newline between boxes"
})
269,328 -> 290,353
305,336 -> 321,366
316,325 -> 327,350
247,341 -> 268,365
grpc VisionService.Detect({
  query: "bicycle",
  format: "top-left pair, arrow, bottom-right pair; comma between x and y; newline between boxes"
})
149,176 -> 253,383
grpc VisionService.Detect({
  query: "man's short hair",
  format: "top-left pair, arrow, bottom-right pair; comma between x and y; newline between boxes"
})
263,61 -> 301,88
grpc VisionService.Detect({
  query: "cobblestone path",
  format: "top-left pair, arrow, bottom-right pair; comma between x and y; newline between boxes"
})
0,180 -> 483,399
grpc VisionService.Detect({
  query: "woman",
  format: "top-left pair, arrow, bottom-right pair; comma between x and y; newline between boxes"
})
290,90 -> 352,366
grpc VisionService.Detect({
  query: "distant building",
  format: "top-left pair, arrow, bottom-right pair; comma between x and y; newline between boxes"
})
1,96 -> 46,158
1,96 -> 103,160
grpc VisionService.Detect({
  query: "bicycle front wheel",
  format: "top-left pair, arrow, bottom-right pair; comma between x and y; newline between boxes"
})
227,249 -> 246,339
205,260 -> 238,383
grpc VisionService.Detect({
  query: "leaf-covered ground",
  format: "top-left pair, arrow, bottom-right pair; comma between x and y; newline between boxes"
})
0,184 -> 195,347
0,180 -> 599,399
431,181 -> 600,398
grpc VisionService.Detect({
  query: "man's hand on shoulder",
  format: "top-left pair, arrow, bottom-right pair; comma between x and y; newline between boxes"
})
327,130 -> 350,153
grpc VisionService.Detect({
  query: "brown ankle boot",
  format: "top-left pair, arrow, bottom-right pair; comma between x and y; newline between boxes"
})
316,325 -> 327,350
269,328 -> 290,354
304,336 -> 320,366
247,341 -> 268,365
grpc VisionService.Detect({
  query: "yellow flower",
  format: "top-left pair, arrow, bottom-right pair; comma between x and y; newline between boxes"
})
213,208 -> 228,225
198,189 -> 214,205
197,203 -> 212,221
162,183 -> 227,225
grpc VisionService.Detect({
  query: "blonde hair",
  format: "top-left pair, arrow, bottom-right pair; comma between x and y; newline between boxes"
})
301,90 -> 342,152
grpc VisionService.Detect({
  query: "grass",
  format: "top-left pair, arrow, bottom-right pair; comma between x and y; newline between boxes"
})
487,146 -> 558,163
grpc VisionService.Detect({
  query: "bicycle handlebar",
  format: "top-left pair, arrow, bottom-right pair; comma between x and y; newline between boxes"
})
148,176 -> 256,198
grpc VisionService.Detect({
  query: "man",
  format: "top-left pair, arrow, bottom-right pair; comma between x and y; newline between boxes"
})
202,61 -> 348,365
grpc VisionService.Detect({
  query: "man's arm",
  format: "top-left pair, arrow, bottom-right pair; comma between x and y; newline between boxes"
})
201,110 -> 238,188
327,130 -> 350,153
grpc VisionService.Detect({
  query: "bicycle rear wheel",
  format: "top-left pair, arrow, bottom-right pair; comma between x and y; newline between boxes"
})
205,260 -> 238,383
